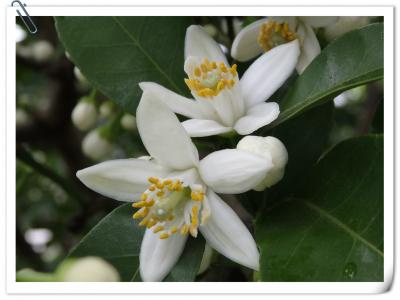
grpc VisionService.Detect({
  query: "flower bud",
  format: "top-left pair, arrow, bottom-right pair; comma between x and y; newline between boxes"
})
31,40 -> 54,62
324,17 -> 370,41
99,101 -> 114,118
71,99 -> 98,131
237,136 -> 288,191
58,257 -> 120,282
120,113 -> 137,131
82,130 -> 113,160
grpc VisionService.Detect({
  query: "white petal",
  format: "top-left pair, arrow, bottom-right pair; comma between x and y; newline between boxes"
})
139,82 -> 205,119
240,40 -> 300,108
199,149 -> 273,194
200,191 -> 259,270
137,92 -> 199,170
76,159 -> 169,202
139,229 -> 188,281
231,18 -> 267,62
296,23 -> 321,74
182,119 -> 232,137
300,16 -> 338,28
185,25 -> 228,64
234,102 -> 280,135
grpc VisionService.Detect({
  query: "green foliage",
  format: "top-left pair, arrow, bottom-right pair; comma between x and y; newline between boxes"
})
69,203 -> 205,281
271,23 -> 383,128
256,135 -> 383,281
55,16 -> 193,114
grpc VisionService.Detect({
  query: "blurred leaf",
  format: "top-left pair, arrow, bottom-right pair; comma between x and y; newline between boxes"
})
55,16 -> 193,114
69,203 -> 204,282
271,23 -> 383,128
256,135 -> 383,281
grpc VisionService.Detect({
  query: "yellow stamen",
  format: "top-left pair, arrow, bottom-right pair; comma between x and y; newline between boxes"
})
153,225 -> 164,233
170,226 -> 178,234
160,233 -> 170,239
181,224 -> 189,235
258,21 -> 296,52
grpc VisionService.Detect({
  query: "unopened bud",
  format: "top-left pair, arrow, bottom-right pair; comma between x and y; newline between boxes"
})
99,101 -> 114,118
71,99 -> 98,131
237,136 -> 288,191
31,40 -> 54,62
82,130 -> 113,161
58,257 -> 120,282
120,113 -> 137,131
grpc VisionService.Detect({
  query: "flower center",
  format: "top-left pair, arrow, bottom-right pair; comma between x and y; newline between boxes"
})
185,59 -> 238,98
132,177 -> 208,239
258,21 -> 296,52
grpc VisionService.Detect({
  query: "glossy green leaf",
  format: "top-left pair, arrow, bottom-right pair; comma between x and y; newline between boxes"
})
271,23 -> 383,128
69,203 -> 204,282
257,135 -> 383,281
55,17 -> 193,113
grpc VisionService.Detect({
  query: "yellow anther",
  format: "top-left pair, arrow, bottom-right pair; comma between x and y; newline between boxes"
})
145,199 -> 155,207
147,219 -> 157,228
168,215 -> 175,221
160,233 -> 170,239
153,225 -> 164,233
181,224 -> 189,235
164,179 -> 172,185
170,226 -> 178,234
132,207 -> 149,219
148,177 -> 159,184
230,64 -> 237,76
156,190 -> 165,197
132,201 -> 146,208
141,193 -> 148,201
149,185 -> 156,191
139,219 -> 149,227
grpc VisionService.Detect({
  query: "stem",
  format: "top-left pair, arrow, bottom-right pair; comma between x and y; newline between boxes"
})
16,145 -> 86,205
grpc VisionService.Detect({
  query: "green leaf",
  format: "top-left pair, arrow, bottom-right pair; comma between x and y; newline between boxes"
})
271,23 -> 383,128
69,203 -> 204,282
55,17 -> 193,113
257,135 -> 383,281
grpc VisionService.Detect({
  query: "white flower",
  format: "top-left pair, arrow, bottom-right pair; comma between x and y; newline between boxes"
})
82,130 -> 113,160
324,17 -> 370,41
237,136 -> 288,191
139,25 -> 300,138
59,257 -> 120,282
31,40 -> 54,62
71,99 -> 98,131
231,16 -> 338,74
77,94 -> 272,281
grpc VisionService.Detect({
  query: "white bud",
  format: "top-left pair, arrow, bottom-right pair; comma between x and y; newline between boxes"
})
31,40 -> 54,62
197,243 -> 214,275
71,100 -> 98,131
16,24 -> 27,43
16,108 -> 32,128
60,257 -> 120,282
82,130 -> 113,161
99,101 -> 113,118
237,136 -> 288,191
325,17 -> 370,41
120,114 -> 137,131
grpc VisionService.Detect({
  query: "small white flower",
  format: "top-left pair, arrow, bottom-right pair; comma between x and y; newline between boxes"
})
120,113 -> 137,131
60,257 -> 120,282
140,25 -> 300,138
237,136 -> 288,191
77,95 -> 272,281
99,101 -> 114,118
82,130 -> 113,161
324,16 -> 370,41
71,99 -> 98,131
231,17 -> 338,74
